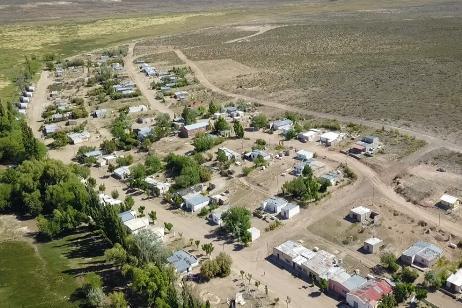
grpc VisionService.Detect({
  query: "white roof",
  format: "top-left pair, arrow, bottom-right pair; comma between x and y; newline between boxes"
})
365,237 -> 382,245
300,131 -> 317,137
350,206 -> 371,215
440,194 -> 458,204
183,121 -> 208,131
124,217 -> 149,232
297,150 -> 313,157
447,269 -> 462,286
320,131 -> 340,141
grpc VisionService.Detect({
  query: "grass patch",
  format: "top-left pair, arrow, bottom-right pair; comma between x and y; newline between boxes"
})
0,229 -> 110,307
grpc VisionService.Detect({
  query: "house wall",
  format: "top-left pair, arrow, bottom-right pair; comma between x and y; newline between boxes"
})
346,294 -> 371,308
400,254 -> 414,266
188,201 -> 209,212
328,280 -> 349,298
414,254 -> 436,268
446,282 -> 462,293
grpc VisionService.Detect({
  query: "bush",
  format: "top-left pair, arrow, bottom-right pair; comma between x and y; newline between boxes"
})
242,166 -> 254,176
200,252 -> 232,280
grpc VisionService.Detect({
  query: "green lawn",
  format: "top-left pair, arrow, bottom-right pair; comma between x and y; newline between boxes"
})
0,230 -> 110,308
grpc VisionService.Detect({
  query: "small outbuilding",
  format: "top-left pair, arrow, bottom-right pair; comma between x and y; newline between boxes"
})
363,237 -> 383,254
247,227 -> 260,242
296,150 -> 314,161
320,132 -> 340,146
123,217 -> 149,234
262,196 -> 289,214
446,269 -> 462,293
179,121 -> 209,138
349,206 -> 372,223
439,194 -> 459,209
113,166 -> 131,180
183,194 -> 210,212
209,205 -> 230,226
281,203 -> 300,219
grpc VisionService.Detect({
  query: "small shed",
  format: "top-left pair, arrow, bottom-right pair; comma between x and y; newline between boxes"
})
320,132 -> 340,146
183,194 -> 210,212
123,217 -> 149,234
363,237 -> 383,254
447,269 -> 462,293
113,166 -> 131,180
349,206 -> 371,222
209,205 -> 230,226
296,150 -> 314,161
247,227 -> 260,242
281,203 -> 300,219
439,194 -> 459,209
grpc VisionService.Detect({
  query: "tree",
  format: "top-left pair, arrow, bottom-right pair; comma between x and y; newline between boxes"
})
394,283 -> 414,303
124,196 -> 134,210
233,121 -> 244,138
265,285 -> 268,296
87,287 -> 105,307
98,183 -> 106,192
378,294 -> 397,308
193,133 -> 215,152
401,267 -> 418,283
216,149 -> 228,163
380,252 -> 400,273
182,106 -> 197,125
87,177 -> 96,188
145,154 -> 162,175
319,278 -> 328,293
201,243 -> 215,258
424,271 -> 443,289
415,287 -> 427,301
138,205 -> 145,217
101,139 -> 117,154
222,207 -> 252,245
131,229 -> 169,266
251,114 -> 268,130
111,190 -> 119,199
200,259 -> 220,280
195,240 -> 200,250
149,210 -> 157,224
82,273 -> 104,307
107,292 -> 128,308
164,222 -> 173,233
208,101 -> 219,115
105,243 -> 127,267
214,116 -> 230,132
285,129 -> 297,140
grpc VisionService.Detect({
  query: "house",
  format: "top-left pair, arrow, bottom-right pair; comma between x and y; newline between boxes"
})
210,193 -> 229,205
349,206 -> 372,223
218,147 -> 241,161
301,249 -> 339,282
144,176 -> 171,195
272,240 -> 316,273
446,269 -> 462,293
67,131 -> 90,144
27,85 -> 35,92
136,127 -> 153,140
363,237 -> 383,254
18,102 -> 28,109
281,203 -> 300,219
92,109 -> 107,118
113,166 -> 131,180
128,105 -> 148,113
247,227 -> 260,242
292,160 -> 326,176
320,170 -> 344,186
118,210 -> 137,223
346,279 -> 393,308
262,197 -> 289,214
400,241 -> 443,268
97,154 -> 117,167
329,273 -> 367,299
179,121 -> 209,138
123,217 -> 149,234
183,194 -> 210,212
84,150 -> 103,159
20,96 -> 30,103
175,184 -> 208,197
174,91 -> 189,101
298,129 -> 321,142
209,205 -> 230,226
270,118 -> 293,131
320,132 -> 340,146
439,194 -> 459,209
43,124 -> 59,135
245,149 -> 271,161
296,150 -> 314,161
98,193 -> 122,206
167,250 -> 199,275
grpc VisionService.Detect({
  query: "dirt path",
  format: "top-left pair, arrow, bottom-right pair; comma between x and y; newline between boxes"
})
125,43 -> 175,118
27,70 -> 53,139
173,49 -> 462,152
225,25 -> 282,44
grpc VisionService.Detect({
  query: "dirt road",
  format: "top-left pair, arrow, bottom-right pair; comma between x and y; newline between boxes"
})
27,70 -> 53,139
173,49 -> 462,152
125,43 -> 175,118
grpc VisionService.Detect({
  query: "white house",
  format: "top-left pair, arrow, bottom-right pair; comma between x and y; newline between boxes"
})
98,193 -> 123,206
245,150 -> 271,161
363,237 -> 383,254
447,269 -> 462,293
144,176 -> 171,195
123,217 -> 149,234
97,154 -> 117,167
262,197 -> 289,214
439,194 -> 459,209
128,105 -> 148,113
209,205 -> 230,226
270,119 -> 293,131
247,227 -> 260,242
67,131 -> 90,144
183,194 -> 210,212
400,241 -> 443,268
349,206 -> 372,222
296,150 -> 314,161
218,147 -> 241,161
320,132 -> 340,146
281,203 -> 300,219
298,129 -> 321,142
113,166 -> 131,180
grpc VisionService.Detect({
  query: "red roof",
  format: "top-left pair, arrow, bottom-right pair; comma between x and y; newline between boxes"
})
349,280 -> 392,304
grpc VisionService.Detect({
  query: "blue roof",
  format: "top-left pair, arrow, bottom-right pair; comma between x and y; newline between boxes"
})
167,250 -> 198,273
402,241 -> 443,257
118,211 -> 136,223
84,150 -> 102,157
343,275 -> 367,291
